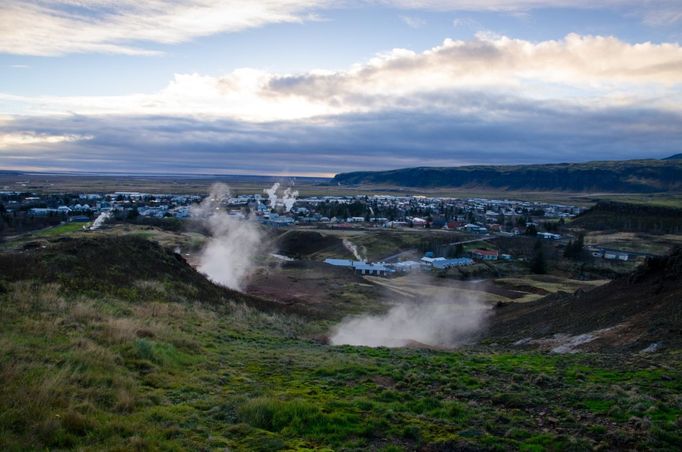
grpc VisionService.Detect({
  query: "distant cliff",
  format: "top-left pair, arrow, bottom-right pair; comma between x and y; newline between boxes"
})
333,158 -> 682,192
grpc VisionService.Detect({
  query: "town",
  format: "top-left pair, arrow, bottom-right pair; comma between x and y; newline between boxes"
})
2,186 -> 641,271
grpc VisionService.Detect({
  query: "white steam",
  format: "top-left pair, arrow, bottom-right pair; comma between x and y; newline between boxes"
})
282,187 -> 299,212
330,292 -> 489,348
264,182 -> 280,208
89,211 -> 111,230
263,182 -> 299,212
343,238 -> 365,261
192,183 -> 266,291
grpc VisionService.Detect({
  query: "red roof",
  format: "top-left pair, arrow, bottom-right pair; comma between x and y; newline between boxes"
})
471,249 -> 498,256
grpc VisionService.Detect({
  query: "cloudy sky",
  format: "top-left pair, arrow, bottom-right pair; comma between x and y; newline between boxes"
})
1,1 -> 681,176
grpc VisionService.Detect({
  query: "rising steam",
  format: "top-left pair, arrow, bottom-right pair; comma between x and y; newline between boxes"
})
192,183 -> 267,291
330,290 -> 490,348
343,238 -> 365,261
90,211 -> 111,230
264,182 -> 280,208
263,182 -> 298,212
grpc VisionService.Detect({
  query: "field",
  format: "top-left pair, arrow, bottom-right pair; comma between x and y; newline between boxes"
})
4,173 -> 682,208
1,279 -> 680,451
2,196 -> 682,450
584,231 -> 682,256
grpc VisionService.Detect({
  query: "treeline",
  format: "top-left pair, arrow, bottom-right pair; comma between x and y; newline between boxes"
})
0,204 -> 68,237
572,201 -> 682,234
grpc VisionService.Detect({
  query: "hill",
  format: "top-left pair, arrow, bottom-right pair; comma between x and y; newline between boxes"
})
0,235 -> 287,315
333,158 -> 682,192
664,153 -> 682,160
570,201 -> 682,234
0,235 -> 680,450
486,247 -> 682,352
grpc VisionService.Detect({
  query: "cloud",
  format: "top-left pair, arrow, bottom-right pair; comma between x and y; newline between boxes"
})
1,98 -> 680,174
1,1 -> 681,57
0,0 -> 327,56
379,0 -> 682,24
0,132 -> 92,148
0,32 -> 680,174
399,15 -> 427,28
3,34 -> 682,123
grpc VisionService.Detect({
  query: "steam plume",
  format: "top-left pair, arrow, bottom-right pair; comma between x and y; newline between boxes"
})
192,183 -> 267,291
330,291 -> 489,348
343,238 -> 365,261
263,182 -> 298,212
282,187 -> 299,212
90,211 -> 111,230
264,182 -> 280,208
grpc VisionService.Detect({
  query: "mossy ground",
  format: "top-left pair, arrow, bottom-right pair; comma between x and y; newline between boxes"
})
1,279 -> 680,451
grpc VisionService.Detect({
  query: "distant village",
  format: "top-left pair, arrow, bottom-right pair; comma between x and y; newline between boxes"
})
1,188 -> 579,231
0,188 -> 632,265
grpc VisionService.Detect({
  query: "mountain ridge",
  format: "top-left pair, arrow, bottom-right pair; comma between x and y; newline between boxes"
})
333,158 -> 682,192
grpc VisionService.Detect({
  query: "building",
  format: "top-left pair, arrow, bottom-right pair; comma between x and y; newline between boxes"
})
393,260 -> 422,272
471,249 -> 499,261
432,258 -> 474,269
353,262 -> 394,276
324,258 -> 356,268
538,232 -> 561,240
461,224 -> 488,234
603,250 -> 630,261
323,259 -> 394,276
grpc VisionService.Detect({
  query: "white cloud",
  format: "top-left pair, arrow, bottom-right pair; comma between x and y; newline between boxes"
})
0,0 -> 328,56
399,15 -> 427,28
1,1 -> 680,57
1,34 -> 681,122
0,132 -> 92,148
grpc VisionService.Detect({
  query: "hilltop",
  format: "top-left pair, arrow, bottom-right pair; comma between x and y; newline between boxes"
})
570,201 -> 682,234
333,158 -> 682,192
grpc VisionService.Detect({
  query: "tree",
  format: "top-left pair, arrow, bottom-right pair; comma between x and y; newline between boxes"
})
127,207 -> 139,220
564,233 -> 585,259
530,240 -> 548,274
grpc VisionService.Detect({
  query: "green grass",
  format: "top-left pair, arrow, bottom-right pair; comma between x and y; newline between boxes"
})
1,281 -> 681,451
30,222 -> 90,237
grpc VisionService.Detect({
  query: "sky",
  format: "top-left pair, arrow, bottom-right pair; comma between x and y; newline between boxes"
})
1,1 -> 681,176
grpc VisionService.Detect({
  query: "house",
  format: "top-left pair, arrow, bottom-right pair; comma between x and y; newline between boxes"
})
432,258 -> 474,269
29,208 -> 57,216
353,262 -> 394,277
471,249 -> 499,261
324,259 -> 355,268
461,224 -> 488,234
538,232 -> 561,240
603,250 -> 629,261
444,220 -> 464,230
324,259 -> 394,276
393,260 -> 422,272
260,214 -> 295,227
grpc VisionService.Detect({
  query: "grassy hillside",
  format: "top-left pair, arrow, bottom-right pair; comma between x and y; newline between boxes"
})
1,236 -> 681,450
571,201 -> 682,234
333,159 -> 682,192
487,247 -> 682,351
